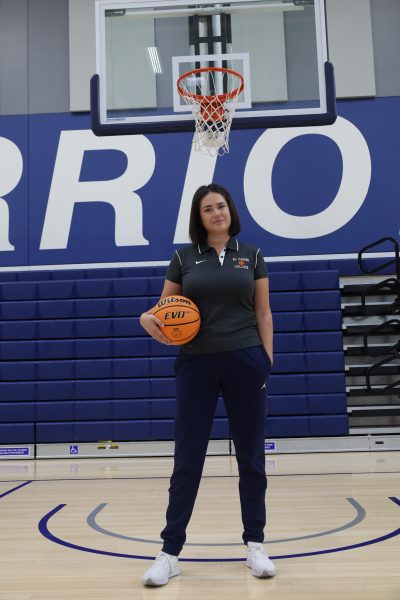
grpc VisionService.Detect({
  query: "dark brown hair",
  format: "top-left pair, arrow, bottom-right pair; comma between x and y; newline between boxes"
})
188,183 -> 241,245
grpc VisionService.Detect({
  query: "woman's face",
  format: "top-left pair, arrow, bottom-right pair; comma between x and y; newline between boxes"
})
199,192 -> 232,237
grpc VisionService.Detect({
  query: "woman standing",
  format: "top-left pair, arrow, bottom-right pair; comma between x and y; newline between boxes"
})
140,183 -> 275,586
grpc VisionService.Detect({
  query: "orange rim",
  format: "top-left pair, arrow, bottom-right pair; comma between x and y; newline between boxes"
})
177,66 -> 244,105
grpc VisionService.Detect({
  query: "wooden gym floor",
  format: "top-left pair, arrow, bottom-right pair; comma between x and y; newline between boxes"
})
0,450 -> 399,600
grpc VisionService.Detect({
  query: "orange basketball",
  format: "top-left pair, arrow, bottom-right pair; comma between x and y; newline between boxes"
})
150,295 -> 201,345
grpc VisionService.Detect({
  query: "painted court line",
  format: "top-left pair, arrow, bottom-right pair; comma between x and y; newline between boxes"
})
2,469 -> 399,486
38,498 -> 400,563
86,497 -> 366,547
0,480 -> 33,499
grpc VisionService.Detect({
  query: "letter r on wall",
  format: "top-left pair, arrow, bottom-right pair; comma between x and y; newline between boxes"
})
0,137 -> 22,251
40,130 -> 155,249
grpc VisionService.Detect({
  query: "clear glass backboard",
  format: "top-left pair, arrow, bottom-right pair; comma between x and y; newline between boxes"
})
91,0 -> 336,135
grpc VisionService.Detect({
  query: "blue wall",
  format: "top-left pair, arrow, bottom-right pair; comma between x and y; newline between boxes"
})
0,96 -> 399,269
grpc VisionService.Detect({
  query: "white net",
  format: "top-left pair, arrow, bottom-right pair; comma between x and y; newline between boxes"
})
177,68 -> 244,157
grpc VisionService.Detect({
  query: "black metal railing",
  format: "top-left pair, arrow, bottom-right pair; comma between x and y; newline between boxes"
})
356,237 -> 400,395
358,237 -> 400,316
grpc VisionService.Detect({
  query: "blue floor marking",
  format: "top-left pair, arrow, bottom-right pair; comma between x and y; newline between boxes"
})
38,497 -> 400,562
0,480 -> 33,499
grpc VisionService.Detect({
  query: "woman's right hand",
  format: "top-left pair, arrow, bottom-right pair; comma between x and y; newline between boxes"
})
139,312 -> 171,345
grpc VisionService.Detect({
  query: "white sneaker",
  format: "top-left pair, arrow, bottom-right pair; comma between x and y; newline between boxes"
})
142,551 -> 180,587
246,542 -> 276,578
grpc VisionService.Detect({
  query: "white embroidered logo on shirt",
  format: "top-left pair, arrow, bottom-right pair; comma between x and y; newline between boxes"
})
233,257 -> 250,270
196,260 -> 207,264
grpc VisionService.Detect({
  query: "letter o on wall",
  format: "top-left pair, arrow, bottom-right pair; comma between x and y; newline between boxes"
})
243,117 -> 372,239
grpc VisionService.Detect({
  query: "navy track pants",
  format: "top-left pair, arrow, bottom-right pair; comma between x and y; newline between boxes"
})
160,344 -> 272,556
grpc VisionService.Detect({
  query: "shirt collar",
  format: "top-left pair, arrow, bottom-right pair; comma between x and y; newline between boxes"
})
198,237 -> 238,254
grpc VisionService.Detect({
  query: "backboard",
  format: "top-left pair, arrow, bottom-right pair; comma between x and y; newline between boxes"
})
91,0 -> 336,136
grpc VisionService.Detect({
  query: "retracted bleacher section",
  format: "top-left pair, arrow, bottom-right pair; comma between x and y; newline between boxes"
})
341,237 -> 400,433
267,266 -> 347,437
0,265 -> 348,451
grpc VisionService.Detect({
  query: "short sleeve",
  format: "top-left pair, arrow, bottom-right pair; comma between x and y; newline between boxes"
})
254,248 -> 268,280
166,250 -> 183,284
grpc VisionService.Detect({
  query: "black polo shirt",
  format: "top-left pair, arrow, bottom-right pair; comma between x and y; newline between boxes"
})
166,237 -> 268,354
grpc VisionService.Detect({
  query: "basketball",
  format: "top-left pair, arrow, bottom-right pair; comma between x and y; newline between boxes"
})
150,295 -> 201,345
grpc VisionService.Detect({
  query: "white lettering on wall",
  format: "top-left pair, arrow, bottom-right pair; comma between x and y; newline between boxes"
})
0,137 -> 22,251
174,145 -> 217,244
244,116 -> 371,238
40,130 -> 155,249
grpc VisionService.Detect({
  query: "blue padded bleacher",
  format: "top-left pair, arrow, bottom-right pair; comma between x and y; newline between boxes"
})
267,257 -> 395,277
36,401 -> 74,421
0,266 -> 348,448
0,402 -> 35,421
0,423 -> 35,444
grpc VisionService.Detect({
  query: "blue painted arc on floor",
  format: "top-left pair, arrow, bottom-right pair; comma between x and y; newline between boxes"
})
37,498 -> 400,562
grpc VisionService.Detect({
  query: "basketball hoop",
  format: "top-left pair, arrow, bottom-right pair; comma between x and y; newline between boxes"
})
177,67 -> 244,157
